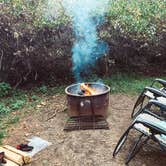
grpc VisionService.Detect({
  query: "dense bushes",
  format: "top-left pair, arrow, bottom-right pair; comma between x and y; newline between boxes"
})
106,0 -> 166,74
0,0 -> 166,86
108,0 -> 166,39
0,82 -> 11,97
0,13 -> 73,86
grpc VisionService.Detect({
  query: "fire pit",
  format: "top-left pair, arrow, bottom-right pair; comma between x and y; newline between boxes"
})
64,82 -> 110,131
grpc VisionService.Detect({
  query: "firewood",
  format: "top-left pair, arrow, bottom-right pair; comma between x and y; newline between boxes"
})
3,145 -> 31,164
0,147 -> 23,166
1,158 -> 19,166
80,83 -> 96,95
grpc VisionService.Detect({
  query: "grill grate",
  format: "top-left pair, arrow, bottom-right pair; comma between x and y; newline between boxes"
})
64,115 -> 109,131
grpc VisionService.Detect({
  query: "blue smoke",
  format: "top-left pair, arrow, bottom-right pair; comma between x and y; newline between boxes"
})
63,0 -> 109,82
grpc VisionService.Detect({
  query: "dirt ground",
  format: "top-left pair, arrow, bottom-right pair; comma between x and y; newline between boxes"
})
3,94 -> 166,166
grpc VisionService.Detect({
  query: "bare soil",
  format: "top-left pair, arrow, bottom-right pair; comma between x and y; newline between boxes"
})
3,94 -> 166,166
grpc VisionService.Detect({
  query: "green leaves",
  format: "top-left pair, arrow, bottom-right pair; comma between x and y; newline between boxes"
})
0,82 -> 12,97
108,0 -> 166,39
0,103 -> 10,114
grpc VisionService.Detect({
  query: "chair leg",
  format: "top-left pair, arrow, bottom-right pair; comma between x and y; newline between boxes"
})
131,92 -> 145,118
113,127 -> 131,157
125,134 -> 149,165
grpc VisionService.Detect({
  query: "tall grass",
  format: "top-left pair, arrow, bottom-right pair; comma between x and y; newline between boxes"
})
103,74 -> 164,95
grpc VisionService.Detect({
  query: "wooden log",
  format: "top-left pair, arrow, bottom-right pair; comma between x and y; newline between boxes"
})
3,145 -> 31,164
1,158 -> 19,166
0,147 -> 23,166
80,83 -> 96,95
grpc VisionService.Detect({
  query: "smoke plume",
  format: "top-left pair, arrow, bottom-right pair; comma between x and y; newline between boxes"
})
63,0 -> 109,82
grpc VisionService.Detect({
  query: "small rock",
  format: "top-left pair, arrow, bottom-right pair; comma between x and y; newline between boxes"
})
142,164 -> 146,166
37,105 -> 42,108
41,101 -> 46,106
24,133 -> 30,137
42,159 -> 49,166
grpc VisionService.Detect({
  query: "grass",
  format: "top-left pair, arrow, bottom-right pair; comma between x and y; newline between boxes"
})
0,74 -> 166,144
0,84 -> 66,144
104,73 -> 155,95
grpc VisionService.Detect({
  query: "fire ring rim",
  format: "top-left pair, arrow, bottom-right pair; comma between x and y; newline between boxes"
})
65,82 -> 110,97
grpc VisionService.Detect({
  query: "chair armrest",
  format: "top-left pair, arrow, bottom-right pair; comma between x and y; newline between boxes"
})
134,113 -> 166,135
135,120 -> 166,135
144,87 -> 166,98
151,78 -> 166,88
148,99 -> 166,111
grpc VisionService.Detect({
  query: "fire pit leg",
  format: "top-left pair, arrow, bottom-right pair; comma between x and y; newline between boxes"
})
90,98 -> 96,129
77,99 -> 81,130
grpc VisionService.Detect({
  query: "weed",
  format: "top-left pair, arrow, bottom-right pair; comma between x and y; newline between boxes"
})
7,116 -> 20,125
0,132 -> 5,144
38,85 -> 48,94
10,99 -> 26,110
31,95 -> 41,101
0,82 -> 12,97
103,73 -> 156,95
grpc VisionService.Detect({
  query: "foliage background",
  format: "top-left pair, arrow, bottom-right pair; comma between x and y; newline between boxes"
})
0,0 -> 166,86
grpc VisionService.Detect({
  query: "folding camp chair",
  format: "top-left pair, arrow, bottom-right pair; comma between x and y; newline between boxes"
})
113,101 -> 166,165
131,78 -> 166,118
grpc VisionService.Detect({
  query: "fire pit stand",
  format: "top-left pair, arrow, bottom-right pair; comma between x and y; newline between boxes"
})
64,115 -> 109,131
64,83 -> 110,131
64,98 -> 109,131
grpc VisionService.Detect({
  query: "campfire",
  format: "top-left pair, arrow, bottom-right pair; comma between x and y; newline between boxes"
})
79,83 -> 96,96
64,82 -> 110,131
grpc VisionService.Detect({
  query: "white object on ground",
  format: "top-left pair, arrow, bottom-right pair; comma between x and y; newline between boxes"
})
26,136 -> 52,157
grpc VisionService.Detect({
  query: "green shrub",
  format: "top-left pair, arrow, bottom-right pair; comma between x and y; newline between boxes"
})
0,82 -> 12,97
0,103 -> 11,114
108,0 -> 166,39
37,85 -> 48,94
1,0 -> 70,27
2,0 -> 165,39
10,99 -> 25,110
0,132 -> 5,144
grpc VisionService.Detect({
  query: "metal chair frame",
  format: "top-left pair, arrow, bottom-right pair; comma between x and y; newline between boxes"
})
113,109 -> 166,165
131,79 -> 166,118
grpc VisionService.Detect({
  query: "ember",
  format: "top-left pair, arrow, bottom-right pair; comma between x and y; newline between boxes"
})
80,83 -> 96,96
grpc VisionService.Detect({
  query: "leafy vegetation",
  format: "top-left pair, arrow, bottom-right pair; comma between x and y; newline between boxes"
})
0,0 -> 166,86
0,0 -> 69,27
108,0 -> 166,39
1,0 -> 166,39
0,82 -> 12,97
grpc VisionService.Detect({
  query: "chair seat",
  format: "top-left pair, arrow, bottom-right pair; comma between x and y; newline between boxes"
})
144,91 -> 166,104
134,113 -> 166,131
134,123 -> 152,136
144,91 -> 155,99
134,122 -> 166,147
157,97 -> 166,105
134,113 -> 166,147
154,134 -> 166,146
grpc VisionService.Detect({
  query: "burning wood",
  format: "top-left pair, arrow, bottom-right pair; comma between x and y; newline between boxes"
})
80,83 -> 96,96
